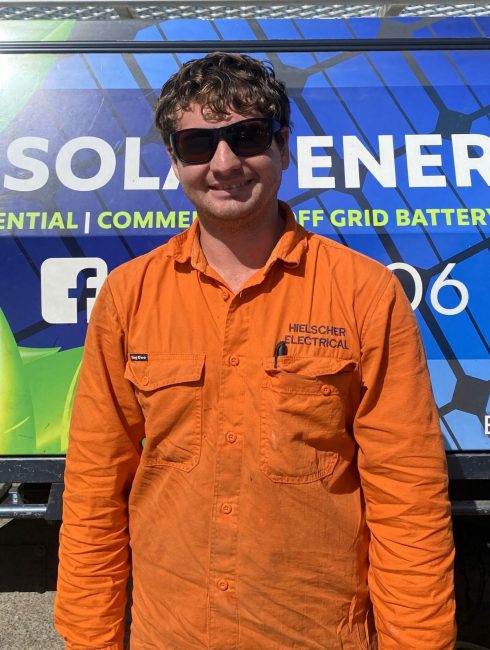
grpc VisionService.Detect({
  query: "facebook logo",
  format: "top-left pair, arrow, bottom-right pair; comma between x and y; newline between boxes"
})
41,258 -> 108,324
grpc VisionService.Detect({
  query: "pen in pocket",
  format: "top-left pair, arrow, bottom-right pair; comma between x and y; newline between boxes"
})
273,340 -> 287,368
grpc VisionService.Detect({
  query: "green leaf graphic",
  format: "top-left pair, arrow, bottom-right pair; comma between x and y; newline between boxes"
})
0,308 -> 36,453
19,346 -> 61,364
0,308 -> 83,455
26,346 -> 83,454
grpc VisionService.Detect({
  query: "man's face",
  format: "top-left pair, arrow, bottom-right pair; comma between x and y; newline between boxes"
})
169,103 -> 290,230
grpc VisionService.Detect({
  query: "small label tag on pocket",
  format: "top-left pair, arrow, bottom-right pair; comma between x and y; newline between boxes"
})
130,353 -> 148,361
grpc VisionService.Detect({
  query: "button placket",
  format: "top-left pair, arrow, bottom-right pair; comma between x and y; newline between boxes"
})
208,295 -> 246,648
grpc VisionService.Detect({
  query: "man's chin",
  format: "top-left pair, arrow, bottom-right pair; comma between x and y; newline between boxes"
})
199,206 -> 267,233
200,196 -> 260,221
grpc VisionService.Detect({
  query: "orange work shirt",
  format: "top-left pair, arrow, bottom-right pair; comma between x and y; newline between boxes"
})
55,202 -> 455,650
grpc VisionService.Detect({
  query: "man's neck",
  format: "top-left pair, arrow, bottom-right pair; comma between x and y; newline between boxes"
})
198,206 -> 285,294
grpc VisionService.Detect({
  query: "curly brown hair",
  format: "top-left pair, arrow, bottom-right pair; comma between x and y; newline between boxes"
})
155,52 -> 291,146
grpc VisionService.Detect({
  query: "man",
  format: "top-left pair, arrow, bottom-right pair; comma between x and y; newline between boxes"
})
55,52 -> 456,649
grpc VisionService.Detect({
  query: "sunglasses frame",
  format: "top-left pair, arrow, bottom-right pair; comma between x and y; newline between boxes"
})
169,117 -> 282,165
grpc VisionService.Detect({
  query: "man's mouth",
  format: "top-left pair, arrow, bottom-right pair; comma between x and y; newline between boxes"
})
209,180 -> 252,191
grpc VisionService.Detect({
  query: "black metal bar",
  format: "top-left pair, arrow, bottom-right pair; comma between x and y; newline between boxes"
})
447,454 -> 490,481
1,38 -> 490,55
0,458 -> 65,483
46,482 -> 64,521
0,455 -> 488,481
451,500 -> 490,516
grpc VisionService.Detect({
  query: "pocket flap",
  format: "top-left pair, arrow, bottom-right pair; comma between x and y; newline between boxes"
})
263,355 -> 356,377
124,353 -> 205,390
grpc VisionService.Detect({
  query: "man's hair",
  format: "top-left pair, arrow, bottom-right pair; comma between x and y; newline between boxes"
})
155,52 -> 291,146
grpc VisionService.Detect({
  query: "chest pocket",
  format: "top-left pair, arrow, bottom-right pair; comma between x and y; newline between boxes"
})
260,356 -> 356,484
124,353 -> 204,471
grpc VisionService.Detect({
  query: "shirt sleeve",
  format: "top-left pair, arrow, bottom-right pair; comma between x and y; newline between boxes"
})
55,279 -> 144,650
354,273 -> 456,650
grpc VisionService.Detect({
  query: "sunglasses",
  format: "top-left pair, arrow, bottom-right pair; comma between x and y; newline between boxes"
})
170,117 -> 282,165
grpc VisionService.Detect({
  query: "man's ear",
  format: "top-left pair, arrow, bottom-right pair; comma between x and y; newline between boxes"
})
167,147 -> 181,180
279,128 -> 290,171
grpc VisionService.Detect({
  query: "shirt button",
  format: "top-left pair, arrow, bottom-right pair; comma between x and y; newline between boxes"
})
217,579 -> 229,591
321,384 -> 331,396
141,376 -> 149,386
221,503 -> 232,515
221,289 -> 230,301
229,355 -> 240,366
226,432 -> 237,444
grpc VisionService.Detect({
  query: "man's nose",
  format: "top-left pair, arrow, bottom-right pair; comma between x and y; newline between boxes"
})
209,138 -> 242,173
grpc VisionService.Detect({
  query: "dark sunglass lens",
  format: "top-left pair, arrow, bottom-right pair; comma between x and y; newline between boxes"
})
175,129 -> 215,163
229,120 -> 272,157
172,119 -> 277,163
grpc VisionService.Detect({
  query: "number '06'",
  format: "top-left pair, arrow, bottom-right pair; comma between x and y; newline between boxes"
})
388,262 -> 469,315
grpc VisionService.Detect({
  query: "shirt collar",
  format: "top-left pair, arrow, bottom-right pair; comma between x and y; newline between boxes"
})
166,200 -> 308,271
265,201 -> 308,270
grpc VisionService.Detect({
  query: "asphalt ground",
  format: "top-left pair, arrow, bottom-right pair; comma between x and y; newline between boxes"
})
0,590 -> 63,650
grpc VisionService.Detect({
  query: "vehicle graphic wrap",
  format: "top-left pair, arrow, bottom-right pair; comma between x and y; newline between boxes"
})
0,17 -> 488,454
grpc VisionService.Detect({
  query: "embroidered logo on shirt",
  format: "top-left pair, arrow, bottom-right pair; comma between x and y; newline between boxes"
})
130,353 -> 148,361
284,323 -> 349,349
